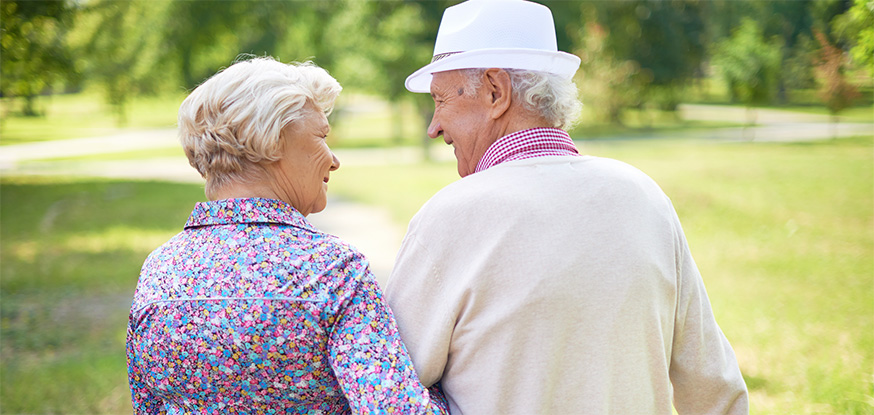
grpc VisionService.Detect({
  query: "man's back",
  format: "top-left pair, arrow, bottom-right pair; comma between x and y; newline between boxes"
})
386,155 -> 748,414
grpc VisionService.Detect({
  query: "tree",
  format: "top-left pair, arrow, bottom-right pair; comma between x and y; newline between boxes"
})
712,18 -> 783,129
832,0 -> 874,75
71,0 -> 173,124
704,1 -> 836,104
160,0 -> 249,89
574,22 -> 648,125
577,1 -> 707,113
813,30 -> 861,134
0,0 -> 76,116
326,1 -> 439,144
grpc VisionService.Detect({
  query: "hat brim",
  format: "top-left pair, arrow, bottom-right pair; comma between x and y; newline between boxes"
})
405,48 -> 581,93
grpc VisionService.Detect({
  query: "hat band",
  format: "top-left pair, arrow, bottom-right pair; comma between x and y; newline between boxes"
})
431,51 -> 463,63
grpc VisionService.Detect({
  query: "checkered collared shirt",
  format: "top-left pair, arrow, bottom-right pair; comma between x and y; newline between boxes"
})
475,127 -> 580,173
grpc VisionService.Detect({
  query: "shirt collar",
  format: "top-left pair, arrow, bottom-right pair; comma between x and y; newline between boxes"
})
475,127 -> 579,173
184,197 -> 316,232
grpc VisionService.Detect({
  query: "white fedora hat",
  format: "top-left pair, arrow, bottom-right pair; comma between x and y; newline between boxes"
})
405,0 -> 581,93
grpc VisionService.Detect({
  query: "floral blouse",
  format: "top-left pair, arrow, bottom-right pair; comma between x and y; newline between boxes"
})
126,198 -> 448,414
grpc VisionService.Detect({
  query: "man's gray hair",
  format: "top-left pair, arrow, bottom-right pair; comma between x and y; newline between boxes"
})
462,68 -> 582,129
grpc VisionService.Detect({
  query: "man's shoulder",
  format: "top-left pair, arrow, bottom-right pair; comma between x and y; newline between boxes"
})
430,155 -> 655,198
417,164 -> 523,213
412,155 -> 665,221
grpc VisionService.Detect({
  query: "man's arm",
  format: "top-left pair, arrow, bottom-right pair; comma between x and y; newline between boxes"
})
385,232 -> 456,387
670,227 -> 749,414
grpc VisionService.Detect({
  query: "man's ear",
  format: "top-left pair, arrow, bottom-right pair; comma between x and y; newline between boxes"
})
483,68 -> 512,120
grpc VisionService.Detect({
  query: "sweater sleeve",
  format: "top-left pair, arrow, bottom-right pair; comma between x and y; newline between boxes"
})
384,232 -> 455,388
669,223 -> 749,414
327,256 -> 448,415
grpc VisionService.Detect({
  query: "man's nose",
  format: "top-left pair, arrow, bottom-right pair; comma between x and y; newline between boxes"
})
427,115 -> 442,139
330,153 -> 340,171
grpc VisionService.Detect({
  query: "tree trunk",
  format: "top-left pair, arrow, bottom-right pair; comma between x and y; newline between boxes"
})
420,108 -> 433,162
22,95 -> 39,117
392,101 -> 403,145
743,107 -> 757,141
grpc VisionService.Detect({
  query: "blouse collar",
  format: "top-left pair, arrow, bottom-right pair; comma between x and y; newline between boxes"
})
184,197 -> 316,232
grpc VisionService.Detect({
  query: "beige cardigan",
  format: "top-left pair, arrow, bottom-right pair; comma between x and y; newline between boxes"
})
386,155 -> 748,414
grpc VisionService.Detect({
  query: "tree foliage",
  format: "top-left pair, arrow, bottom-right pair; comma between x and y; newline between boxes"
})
578,0 -> 707,112
712,18 -> 783,109
1,0 -> 76,116
70,0 -> 173,124
813,30 -> 861,117
832,0 -> 874,75
3,0 -> 870,132
574,22 -> 647,125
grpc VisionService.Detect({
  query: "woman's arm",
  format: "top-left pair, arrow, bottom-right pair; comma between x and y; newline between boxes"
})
327,264 -> 449,415
126,320 -> 166,415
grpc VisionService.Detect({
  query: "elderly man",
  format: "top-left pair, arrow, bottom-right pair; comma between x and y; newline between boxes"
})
384,0 -> 749,414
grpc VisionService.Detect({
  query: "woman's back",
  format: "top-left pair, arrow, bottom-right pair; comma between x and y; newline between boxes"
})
127,198 -> 444,414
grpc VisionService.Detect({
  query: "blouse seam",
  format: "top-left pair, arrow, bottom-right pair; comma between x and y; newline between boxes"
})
132,295 -> 325,314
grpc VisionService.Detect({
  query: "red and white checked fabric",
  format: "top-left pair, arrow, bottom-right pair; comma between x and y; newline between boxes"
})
475,128 -> 580,173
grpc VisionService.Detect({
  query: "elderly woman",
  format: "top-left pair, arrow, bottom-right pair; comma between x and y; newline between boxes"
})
126,57 -> 447,414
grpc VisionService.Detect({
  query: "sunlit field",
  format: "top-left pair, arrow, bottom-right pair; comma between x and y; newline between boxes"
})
4,0 -> 874,412
2,134 -> 871,414
0,91 -> 185,145
2,87 -> 873,413
298,136 -> 874,413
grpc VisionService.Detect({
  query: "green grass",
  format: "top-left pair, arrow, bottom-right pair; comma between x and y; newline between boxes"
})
9,89 -> 868,150
24,146 -> 188,163
329,159 -> 460,224
0,178 -> 206,414
1,71 -> 871,414
0,91 -> 186,145
579,137 -> 874,413
1,97 -> 872,412
329,136 -> 874,414
762,104 -> 874,122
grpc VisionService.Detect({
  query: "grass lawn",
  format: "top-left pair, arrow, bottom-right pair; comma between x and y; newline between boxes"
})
583,137 -> 874,414
2,135 -> 870,414
332,136 -> 874,414
1,178 -> 206,414
11,89 -> 868,149
0,91 -> 186,145
1,82 -> 872,412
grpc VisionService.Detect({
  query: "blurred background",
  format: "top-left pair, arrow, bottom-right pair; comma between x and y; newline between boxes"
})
1,0 -> 872,413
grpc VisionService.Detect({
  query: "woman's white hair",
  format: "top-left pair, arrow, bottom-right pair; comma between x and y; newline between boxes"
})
178,56 -> 341,199
462,68 -> 582,130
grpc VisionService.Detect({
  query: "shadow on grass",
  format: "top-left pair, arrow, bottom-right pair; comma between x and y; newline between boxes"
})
743,373 -> 769,391
1,178 -> 206,414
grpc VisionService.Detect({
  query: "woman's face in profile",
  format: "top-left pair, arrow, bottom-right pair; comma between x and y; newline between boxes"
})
269,105 -> 340,216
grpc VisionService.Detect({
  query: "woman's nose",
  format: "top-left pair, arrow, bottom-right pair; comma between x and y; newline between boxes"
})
330,153 -> 340,171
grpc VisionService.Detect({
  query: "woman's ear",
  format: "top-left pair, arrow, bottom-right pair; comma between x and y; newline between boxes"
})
483,68 -> 512,120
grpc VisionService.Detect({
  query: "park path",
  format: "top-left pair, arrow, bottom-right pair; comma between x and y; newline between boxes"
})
0,131 -> 457,285
2,104 -> 871,284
